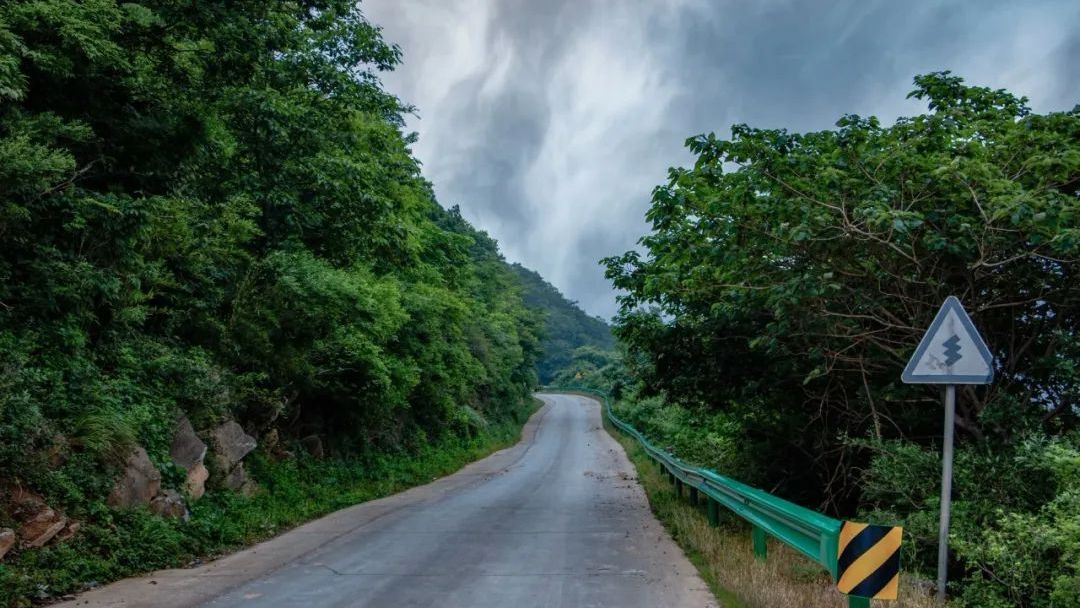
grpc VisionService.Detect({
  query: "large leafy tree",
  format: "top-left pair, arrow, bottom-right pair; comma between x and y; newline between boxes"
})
605,73 -> 1080,506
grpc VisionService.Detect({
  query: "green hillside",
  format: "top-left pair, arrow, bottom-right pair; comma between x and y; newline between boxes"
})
510,264 -> 614,382
0,3 -> 541,602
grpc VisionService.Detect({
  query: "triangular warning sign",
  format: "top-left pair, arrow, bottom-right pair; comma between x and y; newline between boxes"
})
902,296 -> 993,385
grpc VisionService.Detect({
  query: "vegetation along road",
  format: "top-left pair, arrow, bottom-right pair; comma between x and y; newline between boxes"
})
2,2 -> 1076,607
52,394 -> 714,608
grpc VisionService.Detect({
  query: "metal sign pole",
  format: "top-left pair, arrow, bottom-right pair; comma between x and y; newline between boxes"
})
936,384 -> 956,601
903,296 -> 994,602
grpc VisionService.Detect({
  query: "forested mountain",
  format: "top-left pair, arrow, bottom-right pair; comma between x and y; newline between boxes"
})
0,2 -> 541,600
510,263 -> 614,382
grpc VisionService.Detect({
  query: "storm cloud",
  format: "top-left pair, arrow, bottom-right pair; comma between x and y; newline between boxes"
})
364,0 -> 1080,320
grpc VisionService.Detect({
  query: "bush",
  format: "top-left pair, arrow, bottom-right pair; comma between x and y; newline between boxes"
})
861,434 -> 1080,607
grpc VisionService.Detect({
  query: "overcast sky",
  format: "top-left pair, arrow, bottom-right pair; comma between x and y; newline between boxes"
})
364,0 -> 1080,320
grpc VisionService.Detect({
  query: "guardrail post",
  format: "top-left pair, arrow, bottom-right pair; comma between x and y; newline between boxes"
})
847,597 -> 870,608
707,499 -> 719,527
689,486 -> 698,505
675,478 -> 683,497
752,526 -> 767,560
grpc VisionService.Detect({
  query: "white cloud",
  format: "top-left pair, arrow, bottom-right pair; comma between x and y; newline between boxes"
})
363,0 -> 1080,319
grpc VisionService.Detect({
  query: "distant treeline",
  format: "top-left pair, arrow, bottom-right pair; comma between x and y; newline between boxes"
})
511,263 -> 614,383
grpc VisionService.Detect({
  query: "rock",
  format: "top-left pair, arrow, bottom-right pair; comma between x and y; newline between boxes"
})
300,434 -> 324,459
19,507 -> 67,548
54,521 -> 80,543
107,447 -> 162,508
185,462 -> 209,500
170,417 -> 210,501
0,528 -> 15,561
149,490 -> 189,521
170,416 -> 207,471
219,462 -> 258,496
208,421 -> 257,494
222,463 -> 248,491
11,489 -> 68,549
210,421 -> 256,473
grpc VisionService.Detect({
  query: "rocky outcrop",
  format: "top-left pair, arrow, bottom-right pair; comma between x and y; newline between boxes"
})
210,421 -> 257,493
170,417 -> 206,470
20,509 -> 66,548
0,528 -> 15,561
107,447 -> 161,508
210,421 -> 256,471
107,440 -> 194,519
170,417 -> 209,500
149,490 -> 189,521
11,489 -> 68,549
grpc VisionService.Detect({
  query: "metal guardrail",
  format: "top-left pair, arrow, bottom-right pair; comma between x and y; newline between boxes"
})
547,387 -> 874,608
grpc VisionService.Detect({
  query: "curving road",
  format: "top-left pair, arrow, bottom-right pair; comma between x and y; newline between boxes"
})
56,394 -> 716,608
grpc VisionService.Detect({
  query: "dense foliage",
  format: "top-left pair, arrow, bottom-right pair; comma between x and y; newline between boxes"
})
604,74 -> 1080,606
0,1 -> 541,601
510,263 -> 614,382
548,346 -> 627,396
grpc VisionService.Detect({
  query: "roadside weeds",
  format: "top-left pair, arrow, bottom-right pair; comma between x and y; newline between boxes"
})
605,415 -> 946,608
1,402 -> 540,607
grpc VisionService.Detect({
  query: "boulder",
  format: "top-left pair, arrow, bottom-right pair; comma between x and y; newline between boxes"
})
170,417 -> 210,501
209,421 -> 257,494
0,528 -> 15,561
107,447 -> 161,508
210,421 -> 256,473
19,507 -> 67,549
185,462 -> 209,500
300,435 -> 324,459
222,463 -> 248,491
11,489 -> 68,549
149,490 -> 189,521
170,416 -> 207,471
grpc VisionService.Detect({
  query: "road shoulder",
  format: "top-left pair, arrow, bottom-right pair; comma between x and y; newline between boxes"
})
51,403 -> 551,608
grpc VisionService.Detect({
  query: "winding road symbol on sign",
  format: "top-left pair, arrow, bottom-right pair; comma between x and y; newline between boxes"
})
902,296 -> 993,385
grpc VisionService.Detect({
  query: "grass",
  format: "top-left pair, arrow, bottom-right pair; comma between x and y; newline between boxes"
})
604,413 -> 946,608
0,402 -> 538,607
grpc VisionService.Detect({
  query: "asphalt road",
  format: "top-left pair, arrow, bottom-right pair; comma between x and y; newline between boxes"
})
56,393 -> 716,608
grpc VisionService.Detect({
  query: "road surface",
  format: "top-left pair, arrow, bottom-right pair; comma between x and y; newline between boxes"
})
56,393 -> 716,608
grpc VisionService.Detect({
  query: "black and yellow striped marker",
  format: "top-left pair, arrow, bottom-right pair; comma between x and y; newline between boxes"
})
837,521 -> 903,600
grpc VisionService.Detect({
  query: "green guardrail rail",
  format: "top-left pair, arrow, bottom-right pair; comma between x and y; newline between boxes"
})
546,387 -> 874,608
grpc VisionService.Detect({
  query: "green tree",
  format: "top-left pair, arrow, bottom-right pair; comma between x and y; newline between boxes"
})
605,73 -> 1080,604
